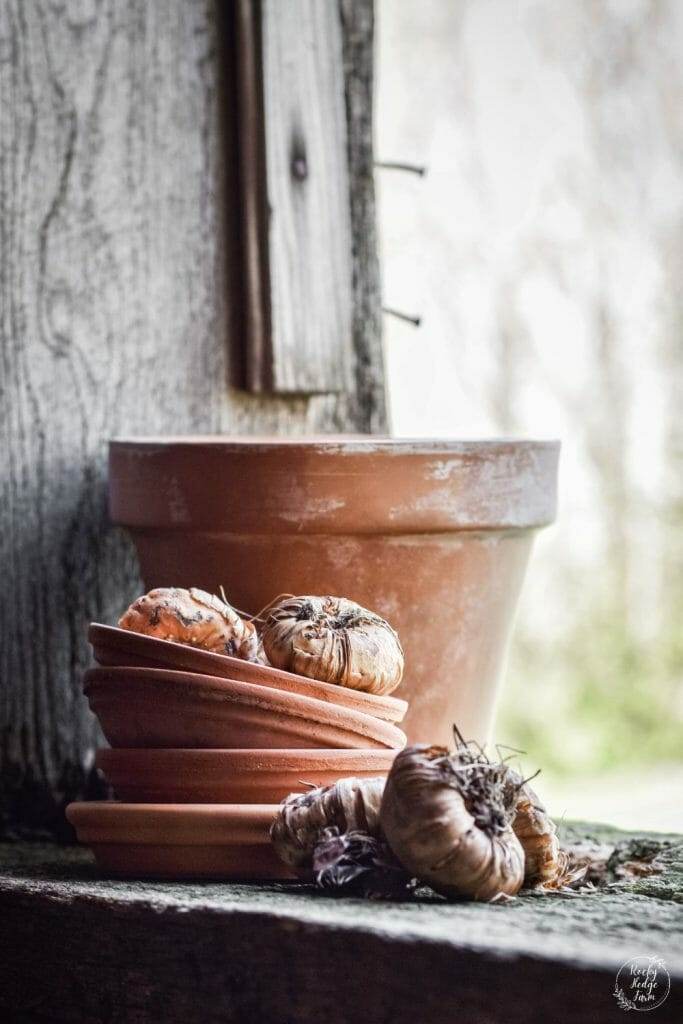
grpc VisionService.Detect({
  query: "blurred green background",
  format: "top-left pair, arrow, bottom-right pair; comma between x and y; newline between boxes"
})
378,0 -> 683,830
499,573 -> 683,830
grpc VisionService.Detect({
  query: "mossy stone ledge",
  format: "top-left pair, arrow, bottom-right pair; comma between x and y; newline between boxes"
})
0,822 -> 681,1024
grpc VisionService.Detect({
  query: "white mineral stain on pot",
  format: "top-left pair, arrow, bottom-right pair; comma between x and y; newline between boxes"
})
276,497 -> 347,525
404,489 -> 468,515
377,594 -> 401,619
325,538 -> 363,570
426,458 -> 466,480
379,534 -> 467,550
477,532 -> 505,548
392,489 -> 493,525
304,439 -> 556,458
395,451 -> 558,528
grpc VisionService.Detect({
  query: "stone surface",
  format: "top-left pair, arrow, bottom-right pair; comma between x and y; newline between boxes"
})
0,822 -> 680,1023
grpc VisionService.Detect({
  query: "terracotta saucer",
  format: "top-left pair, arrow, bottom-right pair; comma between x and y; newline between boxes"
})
96,747 -> 396,803
66,802 -> 292,879
89,624 -> 407,724
84,666 -> 407,751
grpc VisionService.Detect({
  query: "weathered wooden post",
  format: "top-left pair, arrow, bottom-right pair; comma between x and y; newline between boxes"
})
0,0 -> 384,838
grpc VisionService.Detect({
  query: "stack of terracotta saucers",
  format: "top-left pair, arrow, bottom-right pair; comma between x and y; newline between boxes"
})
67,624 -> 407,879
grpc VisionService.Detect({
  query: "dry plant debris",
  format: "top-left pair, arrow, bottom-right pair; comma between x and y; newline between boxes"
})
559,836 -> 668,889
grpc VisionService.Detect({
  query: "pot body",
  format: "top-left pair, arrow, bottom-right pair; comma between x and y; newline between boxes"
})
96,748 -> 397,804
109,438 -> 559,747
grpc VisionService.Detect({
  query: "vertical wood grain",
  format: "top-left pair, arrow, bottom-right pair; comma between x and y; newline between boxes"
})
238,0 -> 355,394
339,0 -> 386,432
0,0 -> 384,837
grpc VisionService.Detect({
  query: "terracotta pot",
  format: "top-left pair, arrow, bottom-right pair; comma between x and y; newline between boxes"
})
109,437 -> 559,746
89,623 -> 407,724
66,802 -> 292,879
84,666 -> 407,751
96,747 -> 395,803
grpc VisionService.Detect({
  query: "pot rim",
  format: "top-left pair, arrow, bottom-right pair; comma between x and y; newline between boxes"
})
110,434 -> 560,455
66,801 -> 278,846
96,747 -> 398,768
109,436 -> 560,533
84,666 -> 407,749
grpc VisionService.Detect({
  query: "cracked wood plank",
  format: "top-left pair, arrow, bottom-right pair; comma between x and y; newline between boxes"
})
0,0 -> 385,840
0,823 -> 681,1023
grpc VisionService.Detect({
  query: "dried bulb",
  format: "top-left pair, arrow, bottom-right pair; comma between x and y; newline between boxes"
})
262,596 -> 404,696
380,744 -> 525,901
118,587 -> 260,661
270,776 -> 386,877
505,769 -> 578,890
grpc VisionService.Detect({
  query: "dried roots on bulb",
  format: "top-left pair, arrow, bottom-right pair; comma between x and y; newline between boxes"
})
380,744 -> 526,901
261,596 -> 404,696
270,776 -> 386,878
312,828 -> 414,899
270,740 -> 575,902
380,740 -> 577,901
118,587 -> 260,661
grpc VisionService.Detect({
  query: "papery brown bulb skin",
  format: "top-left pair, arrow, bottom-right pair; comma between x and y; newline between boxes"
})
270,776 -> 386,878
118,587 -> 260,661
380,745 -> 525,901
262,596 -> 404,695
505,771 -> 563,887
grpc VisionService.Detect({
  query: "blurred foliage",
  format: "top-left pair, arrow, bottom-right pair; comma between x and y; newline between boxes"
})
498,604 -> 683,777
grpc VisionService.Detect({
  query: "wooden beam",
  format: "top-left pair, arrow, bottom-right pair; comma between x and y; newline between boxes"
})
237,0 -> 355,394
0,0 -> 385,840
339,0 -> 386,432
